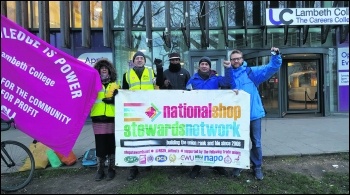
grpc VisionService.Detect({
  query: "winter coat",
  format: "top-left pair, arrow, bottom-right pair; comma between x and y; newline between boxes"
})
186,67 -> 233,90
231,54 -> 282,120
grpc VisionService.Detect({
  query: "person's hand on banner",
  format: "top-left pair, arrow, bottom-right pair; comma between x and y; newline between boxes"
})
113,89 -> 118,97
102,97 -> 114,104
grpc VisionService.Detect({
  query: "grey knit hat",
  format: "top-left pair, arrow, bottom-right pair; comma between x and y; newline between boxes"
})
199,56 -> 211,67
133,51 -> 146,63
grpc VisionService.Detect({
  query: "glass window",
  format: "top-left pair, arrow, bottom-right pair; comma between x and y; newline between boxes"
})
208,1 -> 220,28
152,2 -> 165,27
247,29 -> 262,48
189,30 -> 201,49
284,28 -> 299,47
31,1 -> 39,28
266,28 -> 285,47
227,1 -> 236,26
228,29 -> 245,49
132,1 -> 145,28
72,1 -> 81,28
245,1 -> 253,26
91,1 -> 102,28
189,1 -> 200,27
170,2 -> 184,28
112,1 -> 125,28
6,1 -> 16,22
49,1 -> 60,28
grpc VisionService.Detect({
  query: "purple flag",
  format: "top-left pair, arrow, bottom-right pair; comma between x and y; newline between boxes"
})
1,15 -> 102,156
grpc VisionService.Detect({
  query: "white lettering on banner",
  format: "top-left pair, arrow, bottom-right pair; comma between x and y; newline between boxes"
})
1,105 -> 16,119
2,76 -> 72,123
53,58 -> 82,99
1,27 -> 41,48
13,98 -> 39,117
28,67 -> 55,86
27,94 -> 71,124
1,51 -> 28,71
1,52 -> 56,87
1,89 -> 15,103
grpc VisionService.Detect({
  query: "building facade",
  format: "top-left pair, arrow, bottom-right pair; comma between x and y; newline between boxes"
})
1,1 -> 349,117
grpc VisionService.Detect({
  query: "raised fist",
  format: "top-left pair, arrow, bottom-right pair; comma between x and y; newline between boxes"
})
154,58 -> 163,66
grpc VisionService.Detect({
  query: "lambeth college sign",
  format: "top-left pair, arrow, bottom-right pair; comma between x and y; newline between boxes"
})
266,7 -> 349,26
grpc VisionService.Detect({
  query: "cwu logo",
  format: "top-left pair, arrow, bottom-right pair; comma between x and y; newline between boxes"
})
269,8 -> 294,25
181,155 -> 194,161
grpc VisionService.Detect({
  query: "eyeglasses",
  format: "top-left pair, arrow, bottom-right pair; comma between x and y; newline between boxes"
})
170,59 -> 180,62
230,57 -> 242,61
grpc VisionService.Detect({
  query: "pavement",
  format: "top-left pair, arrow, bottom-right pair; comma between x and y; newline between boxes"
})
2,113 -> 349,169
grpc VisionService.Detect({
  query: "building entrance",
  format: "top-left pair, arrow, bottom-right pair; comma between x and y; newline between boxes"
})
284,59 -> 320,113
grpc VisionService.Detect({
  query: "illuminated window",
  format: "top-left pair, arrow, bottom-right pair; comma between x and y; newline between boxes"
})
49,1 -> 60,28
6,1 -> 16,22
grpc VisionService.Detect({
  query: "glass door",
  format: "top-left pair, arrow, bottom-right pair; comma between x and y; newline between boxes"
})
285,60 -> 319,112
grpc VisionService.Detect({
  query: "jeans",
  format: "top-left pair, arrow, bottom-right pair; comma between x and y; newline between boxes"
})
250,118 -> 262,168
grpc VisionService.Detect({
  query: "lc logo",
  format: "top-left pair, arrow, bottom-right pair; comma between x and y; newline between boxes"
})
269,8 -> 294,25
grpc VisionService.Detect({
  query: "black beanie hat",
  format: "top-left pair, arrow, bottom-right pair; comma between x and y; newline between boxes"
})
133,51 -> 146,63
199,56 -> 211,67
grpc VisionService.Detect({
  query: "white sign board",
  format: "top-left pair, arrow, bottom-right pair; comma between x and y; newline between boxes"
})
266,8 -> 349,26
338,72 -> 349,86
338,47 -> 349,71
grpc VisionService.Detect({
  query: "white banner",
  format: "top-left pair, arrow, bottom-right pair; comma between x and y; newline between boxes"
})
114,90 -> 251,169
266,8 -> 349,26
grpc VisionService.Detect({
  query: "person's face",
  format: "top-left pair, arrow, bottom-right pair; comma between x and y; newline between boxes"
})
133,56 -> 145,67
230,53 -> 243,68
170,58 -> 180,65
199,62 -> 210,73
100,66 -> 109,76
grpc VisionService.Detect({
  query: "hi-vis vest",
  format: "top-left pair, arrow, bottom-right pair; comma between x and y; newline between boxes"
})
90,82 -> 119,117
126,67 -> 155,90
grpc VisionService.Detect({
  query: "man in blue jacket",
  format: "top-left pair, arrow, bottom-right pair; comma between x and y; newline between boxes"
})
186,56 -> 235,179
225,47 -> 282,180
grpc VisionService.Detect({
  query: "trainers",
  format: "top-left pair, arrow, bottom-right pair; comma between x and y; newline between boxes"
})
254,168 -> 264,180
127,167 -> 139,181
231,168 -> 242,177
213,167 -> 228,176
189,165 -> 201,179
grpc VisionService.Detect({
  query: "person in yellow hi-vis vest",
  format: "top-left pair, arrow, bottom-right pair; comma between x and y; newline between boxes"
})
122,51 -> 159,181
90,58 -> 119,181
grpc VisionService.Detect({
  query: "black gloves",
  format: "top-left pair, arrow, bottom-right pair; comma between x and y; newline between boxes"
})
113,89 -> 118,97
154,58 -> 163,67
102,97 -> 114,104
